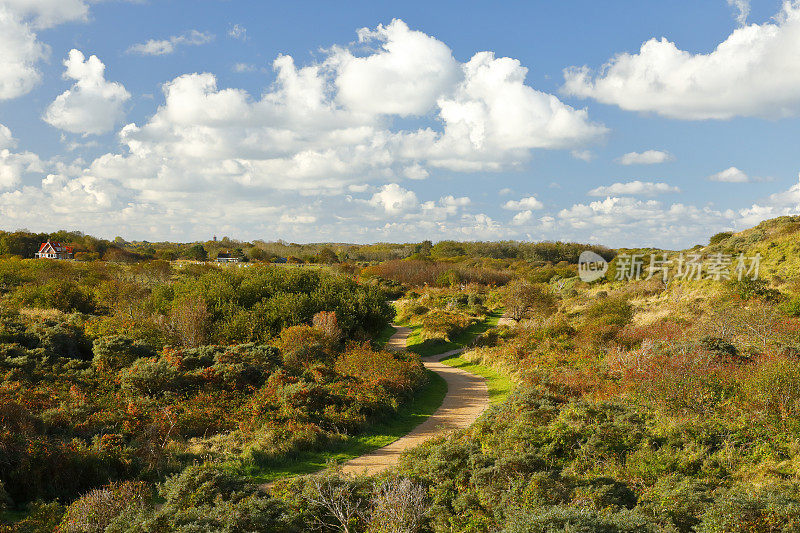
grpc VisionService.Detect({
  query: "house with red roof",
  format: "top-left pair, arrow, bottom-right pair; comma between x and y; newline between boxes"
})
35,241 -> 74,260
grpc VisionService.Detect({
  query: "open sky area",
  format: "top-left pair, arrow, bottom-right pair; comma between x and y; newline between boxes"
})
1,0 -> 800,247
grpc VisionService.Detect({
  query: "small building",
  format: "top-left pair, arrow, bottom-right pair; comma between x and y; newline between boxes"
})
35,241 -> 74,260
216,251 -> 241,264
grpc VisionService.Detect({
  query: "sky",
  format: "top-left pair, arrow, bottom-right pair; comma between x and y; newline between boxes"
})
2,0 -> 800,247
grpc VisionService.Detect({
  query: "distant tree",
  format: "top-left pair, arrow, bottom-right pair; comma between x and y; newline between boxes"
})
184,244 -> 208,261
316,247 -> 340,264
415,240 -> 433,257
709,231 -> 734,245
156,249 -> 178,261
248,246 -> 267,261
503,280 -> 557,321
431,241 -> 465,258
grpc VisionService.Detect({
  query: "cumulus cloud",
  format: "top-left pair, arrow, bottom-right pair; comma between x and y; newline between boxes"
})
0,123 -> 44,189
431,51 -> 607,170
563,2 -> 800,119
511,210 -> 534,225
588,180 -> 680,197
0,19 -> 608,242
738,174 -> 800,226
558,196 -> 735,247
503,196 -> 543,210
85,19 -> 604,201
0,7 -> 49,100
1,0 -> 88,29
43,50 -> 131,135
128,30 -> 214,56
332,19 -> 461,116
709,166 -> 750,182
728,0 -> 750,25
369,183 -> 419,214
618,150 -> 673,165
0,0 -> 92,100
0,124 -> 14,150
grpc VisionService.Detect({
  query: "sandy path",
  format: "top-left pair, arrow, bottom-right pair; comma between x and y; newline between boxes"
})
340,326 -> 488,476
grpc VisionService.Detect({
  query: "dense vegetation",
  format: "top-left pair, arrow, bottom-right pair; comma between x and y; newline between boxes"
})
6,218 -> 800,532
0,259 -> 428,519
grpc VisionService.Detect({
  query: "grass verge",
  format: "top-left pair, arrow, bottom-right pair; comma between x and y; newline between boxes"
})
374,323 -> 397,348
232,369 -> 447,482
404,309 -> 503,357
438,354 -> 513,405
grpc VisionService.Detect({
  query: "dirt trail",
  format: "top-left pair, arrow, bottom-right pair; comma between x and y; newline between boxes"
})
340,326 -> 488,476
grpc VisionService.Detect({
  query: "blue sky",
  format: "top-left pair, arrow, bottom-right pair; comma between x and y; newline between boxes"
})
1,0 -> 800,247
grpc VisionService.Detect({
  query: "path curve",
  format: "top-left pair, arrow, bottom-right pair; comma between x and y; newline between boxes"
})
340,325 -> 488,476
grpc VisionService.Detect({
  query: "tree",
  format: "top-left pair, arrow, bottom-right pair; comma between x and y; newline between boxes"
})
369,478 -> 428,533
503,279 -> 557,321
184,244 -> 208,261
248,246 -> 268,262
306,471 -> 369,533
316,247 -> 339,264
415,240 -> 433,257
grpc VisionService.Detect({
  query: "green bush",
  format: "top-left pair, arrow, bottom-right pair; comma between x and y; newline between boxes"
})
697,482 -> 800,533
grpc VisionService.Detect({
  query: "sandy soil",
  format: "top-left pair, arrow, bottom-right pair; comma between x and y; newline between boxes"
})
340,325 -> 489,476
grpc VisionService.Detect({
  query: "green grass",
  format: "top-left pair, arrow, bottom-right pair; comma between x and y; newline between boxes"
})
374,323 -> 397,348
401,307 -> 513,404
232,370 -> 447,482
404,309 -> 503,357
439,354 -> 514,404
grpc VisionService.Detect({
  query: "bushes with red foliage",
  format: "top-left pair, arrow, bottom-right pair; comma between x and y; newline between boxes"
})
361,259 -> 511,287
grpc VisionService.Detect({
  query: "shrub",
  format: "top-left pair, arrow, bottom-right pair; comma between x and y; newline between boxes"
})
119,356 -> 187,397
59,481 -> 151,533
709,232 -> 734,245
697,482 -> 800,533
503,506 -> 663,533
503,280 -> 557,321
92,335 -> 155,371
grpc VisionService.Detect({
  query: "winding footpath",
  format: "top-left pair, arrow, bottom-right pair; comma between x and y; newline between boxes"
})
340,325 -> 489,475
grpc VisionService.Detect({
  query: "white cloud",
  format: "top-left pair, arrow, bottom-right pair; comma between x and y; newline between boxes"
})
728,0 -> 750,25
558,196 -> 735,247
0,0 -> 92,100
82,19 -> 604,200
0,124 -> 14,150
618,150 -> 673,165
588,180 -> 680,197
1,0 -> 88,29
709,166 -> 750,182
503,196 -> 543,210
0,123 -> 44,189
737,174 -> 800,226
0,19 -> 609,242
402,163 -> 429,180
279,213 -> 317,224
228,24 -> 247,41
0,149 -> 43,189
0,7 -> 48,100
332,19 -> 461,117
430,50 -> 607,170
571,149 -> 594,162
43,50 -> 131,135
128,30 -> 214,56
369,183 -> 419,214
563,2 -> 800,119
498,187 -> 513,195
511,210 -> 534,225
233,62 -> 256,73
